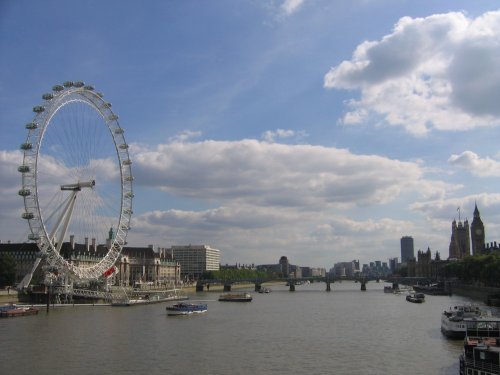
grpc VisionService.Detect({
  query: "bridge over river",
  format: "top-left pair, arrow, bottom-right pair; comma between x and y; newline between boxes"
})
196,276 -> 383,292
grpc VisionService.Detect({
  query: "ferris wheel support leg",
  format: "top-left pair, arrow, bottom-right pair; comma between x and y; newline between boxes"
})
48,191 -> 77,248
55,191 -> 78,254
16,257 -> 42,291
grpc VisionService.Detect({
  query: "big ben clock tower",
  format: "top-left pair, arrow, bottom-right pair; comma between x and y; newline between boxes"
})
470,203 -> 485,256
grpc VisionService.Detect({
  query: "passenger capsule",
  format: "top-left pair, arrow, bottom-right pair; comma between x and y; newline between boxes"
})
108,114 -> 119,121
84,85 -> 94,91
123,209 -> 133,215
73,81 -> 85,87
20,143 -> 33,150
114,128 -> 124,134
52,85 -> 64,92
33,106 -> 45,113
28,233 -> 39,241
122,159 -> 132,166
25,122 -> 38,130
96,92 -> 104,98
42,93 -> 54,100
22,212 -> 34,220
119,144 -> 128,149
18,165 -> 30,173
18,189 -> 31,196
103,102 -> 112,108
125,192 -> 134,198
63,81 -> 74,88
124,176 -> 134,182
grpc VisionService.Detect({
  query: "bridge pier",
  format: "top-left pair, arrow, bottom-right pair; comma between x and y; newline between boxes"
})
360,281 -> 366,291
326,281 -> 331,292
223,283 -> 232,292
255,283 -> 262,292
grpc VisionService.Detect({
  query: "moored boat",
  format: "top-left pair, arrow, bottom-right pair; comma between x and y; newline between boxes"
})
218,292 -> 252,302
166,302 -> 208,316
441,304 -> 490,339
111,288 -> 188,306
459,317 -> 500,375
0,304 -> 39,318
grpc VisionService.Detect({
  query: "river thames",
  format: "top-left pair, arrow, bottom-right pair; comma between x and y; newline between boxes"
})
1,281 -> 495,375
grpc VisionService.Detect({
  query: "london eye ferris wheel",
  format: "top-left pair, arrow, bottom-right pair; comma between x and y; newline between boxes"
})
18,81 -> 133,282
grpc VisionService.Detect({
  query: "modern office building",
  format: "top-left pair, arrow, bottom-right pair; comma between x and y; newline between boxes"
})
279,256 -> 290,277
332,261 -> 358,278
170,244 -> 220,280
400,236 -> 414,263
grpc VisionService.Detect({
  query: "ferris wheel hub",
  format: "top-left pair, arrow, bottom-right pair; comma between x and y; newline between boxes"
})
60,180 -> 95,191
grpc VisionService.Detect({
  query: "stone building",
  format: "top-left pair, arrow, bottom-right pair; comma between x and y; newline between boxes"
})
1,240 -> 181,287
470,203 -> 485,256
448,218 -> 470,259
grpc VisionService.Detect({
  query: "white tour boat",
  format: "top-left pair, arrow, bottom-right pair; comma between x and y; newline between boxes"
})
441,304 -> 491,339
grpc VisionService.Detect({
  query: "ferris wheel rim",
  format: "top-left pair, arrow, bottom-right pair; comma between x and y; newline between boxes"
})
19,82 -> 133,281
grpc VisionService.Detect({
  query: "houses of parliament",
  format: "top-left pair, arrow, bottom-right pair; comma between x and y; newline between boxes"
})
448,203 -> 499,259
405,203 -> 497,278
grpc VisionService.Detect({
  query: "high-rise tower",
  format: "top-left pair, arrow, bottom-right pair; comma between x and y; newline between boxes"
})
400,236 -> 414,263
470,203 -> 485,256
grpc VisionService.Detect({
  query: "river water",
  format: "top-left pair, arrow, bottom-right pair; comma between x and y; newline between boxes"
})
0,281 -> 493,375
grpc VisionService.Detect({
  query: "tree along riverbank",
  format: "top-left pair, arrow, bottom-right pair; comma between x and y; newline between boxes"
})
449,282 -> 500,306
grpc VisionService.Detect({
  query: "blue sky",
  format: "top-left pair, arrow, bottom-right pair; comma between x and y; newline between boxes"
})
2,0 -> 500,269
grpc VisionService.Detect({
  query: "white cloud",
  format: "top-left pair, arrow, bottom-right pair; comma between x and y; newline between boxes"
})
168,130 -> 202,143
281,0 -> 305,15
324,10 -> 500,136
261,128 -> 307,142
131,139 -> 447,209
119,138 -> 462,264
448,151 -> 500,177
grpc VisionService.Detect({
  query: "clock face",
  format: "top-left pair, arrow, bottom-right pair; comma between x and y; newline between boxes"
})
475,228 -> 483,235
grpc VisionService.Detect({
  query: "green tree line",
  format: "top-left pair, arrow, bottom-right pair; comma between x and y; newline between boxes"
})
0,253 -> 16,288
443,254 -> 500,286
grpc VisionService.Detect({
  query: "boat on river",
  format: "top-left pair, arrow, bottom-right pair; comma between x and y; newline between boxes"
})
406,292 -> 425,303
459,317 -> 500,375
111,288 -> 188,306
166,302 -> 208,316
0,304 -> 39,318
218,292 -> 252,302
441,304 -> 491,339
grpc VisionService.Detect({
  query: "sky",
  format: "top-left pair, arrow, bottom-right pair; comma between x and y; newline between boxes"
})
1,0 -> 500,269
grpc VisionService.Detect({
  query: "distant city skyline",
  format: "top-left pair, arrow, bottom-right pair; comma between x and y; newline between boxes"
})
2,1 -> 500,268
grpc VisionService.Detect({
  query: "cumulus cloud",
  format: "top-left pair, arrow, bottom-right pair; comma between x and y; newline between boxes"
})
448,151 -> 500,177
168,130 -> 202,143
261,128 -> 307,142
119,138 -> 462,263
411,193 -> 500,223
131,139 -> 447,209
324,10 -> 500,136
